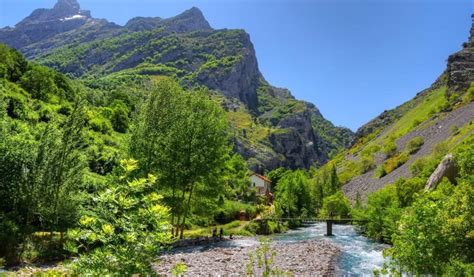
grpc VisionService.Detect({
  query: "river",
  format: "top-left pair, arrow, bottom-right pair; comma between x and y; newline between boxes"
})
156,222 -> 390,275
271,223 -> 390,275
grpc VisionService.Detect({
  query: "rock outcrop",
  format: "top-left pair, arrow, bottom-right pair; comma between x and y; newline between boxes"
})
425,154 -> 459,190
446,14 -> 474,93
0,0 -> 92,50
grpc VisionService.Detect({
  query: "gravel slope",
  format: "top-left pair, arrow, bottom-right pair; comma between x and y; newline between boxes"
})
343,101 -> 474,200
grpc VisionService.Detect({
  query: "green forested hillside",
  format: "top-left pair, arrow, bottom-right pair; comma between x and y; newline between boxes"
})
0,0 -> 354,171
0,44 -> 255,272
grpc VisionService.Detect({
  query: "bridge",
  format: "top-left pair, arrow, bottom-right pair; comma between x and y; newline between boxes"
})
256,218 -> 367,236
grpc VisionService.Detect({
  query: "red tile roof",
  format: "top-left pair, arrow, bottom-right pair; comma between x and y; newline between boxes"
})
250,172 -> 271,183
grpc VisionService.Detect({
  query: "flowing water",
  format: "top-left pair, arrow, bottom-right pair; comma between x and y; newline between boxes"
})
271,223 -> 389,275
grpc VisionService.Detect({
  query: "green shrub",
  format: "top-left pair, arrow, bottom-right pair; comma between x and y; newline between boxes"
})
66,160 -> 172,275
358,155 -> 375,174
383,140 -> 397,158
58,104 -> 72,116
406,136 -> 424,154
384,152 -> 409,174
89,117 -> 112,134
214,200 -> 256,224
374,165 -> 387,178
110,100 -> 129,133
6,95 -> 28,119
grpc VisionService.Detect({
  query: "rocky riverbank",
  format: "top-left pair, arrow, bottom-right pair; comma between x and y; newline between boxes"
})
154,239 -> 340,276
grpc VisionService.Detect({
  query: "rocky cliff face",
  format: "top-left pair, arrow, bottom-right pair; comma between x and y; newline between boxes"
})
446,14 -> 474,94
0,0 -> 354,171
0,0 -> 92,50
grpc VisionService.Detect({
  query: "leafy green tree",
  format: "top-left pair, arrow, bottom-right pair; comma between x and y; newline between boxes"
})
274,171 -> 312,218
325,165 -> 340,196
19,65 -> 58,101
222,154 -> 250,200
354,185 -> 401,243
0,44 -> 28,82
66,159 -> 172,275
0,100 -> 86,264
319,191 -> 351,219
387,180 -> 473,275
129,78 -> 230,238
110,100 -> 129,133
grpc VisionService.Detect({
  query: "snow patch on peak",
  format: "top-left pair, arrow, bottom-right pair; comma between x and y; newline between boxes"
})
61,14 -> 86,21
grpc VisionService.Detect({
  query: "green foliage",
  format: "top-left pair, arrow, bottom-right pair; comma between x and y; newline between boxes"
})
171,262 -> 188,276
387,180 -> 474,275
405,136 -> 424,154
0,102 -> 87,265
19,65 -> 59,101
89,117 -> 112,134
110,100 -> 129,133
214,200 -> 256,224
246,238 -> 283,277
319,191 -> 351,219
353,185 -> 401,243
383,152 -> 409,174
358,155 -> 375,174
274,171 -> 312,218
129,77 -> 231,238
382,140 -> 397,158
0,44 -> 28,82
66,159 -> 172,275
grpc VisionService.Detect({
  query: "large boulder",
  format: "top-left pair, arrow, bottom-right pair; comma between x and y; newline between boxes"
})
425,153 -> 459,190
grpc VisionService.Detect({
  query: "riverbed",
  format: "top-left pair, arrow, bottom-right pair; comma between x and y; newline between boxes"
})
154,223 -> 389,275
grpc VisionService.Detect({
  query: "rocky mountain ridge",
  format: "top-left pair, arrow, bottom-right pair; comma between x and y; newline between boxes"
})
0,0 -> 354,171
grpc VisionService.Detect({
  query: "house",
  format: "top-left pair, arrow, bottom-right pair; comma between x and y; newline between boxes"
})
249,172 -> 272,195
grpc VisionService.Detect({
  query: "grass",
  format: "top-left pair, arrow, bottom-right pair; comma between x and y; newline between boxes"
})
226,107 -> 271,143
382,87 -> 447,141
183,220 -> 253,238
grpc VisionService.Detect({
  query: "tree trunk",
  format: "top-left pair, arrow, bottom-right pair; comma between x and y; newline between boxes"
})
179,183 -> 195,239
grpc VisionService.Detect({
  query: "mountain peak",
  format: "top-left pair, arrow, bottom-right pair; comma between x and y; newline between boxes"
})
15,0 -> 90,26
53,0 -> 81,13
166,7 -> 211,31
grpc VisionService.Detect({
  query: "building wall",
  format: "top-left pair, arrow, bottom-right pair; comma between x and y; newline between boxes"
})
250,175 -> 271,195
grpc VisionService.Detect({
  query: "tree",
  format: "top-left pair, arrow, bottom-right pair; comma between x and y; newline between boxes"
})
324,165 -> 340,196
274,171 -> 312,218
319,191 -> 351,219
129,78 -> 231,238
110,100 -> 129,133
19,65 -> 58,101
0,99 -> 87,264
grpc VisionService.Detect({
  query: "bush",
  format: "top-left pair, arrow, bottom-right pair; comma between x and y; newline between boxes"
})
406,136 -> 424,154
374,165 -> 387,178
66,160 -> 172,275
383,140 -> 397,158
354,185 -> 401,243
89,117 -> 112,134
6,95 -> 28,119
358,155 -> 375,174
214,200 -> 256,224
384,152 -> 409,174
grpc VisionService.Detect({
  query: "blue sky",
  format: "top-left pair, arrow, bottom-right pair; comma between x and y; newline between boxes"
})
1,0 -> 472,130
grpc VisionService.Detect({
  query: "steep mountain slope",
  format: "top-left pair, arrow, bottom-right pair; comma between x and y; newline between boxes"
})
0,0 -> 353,171
337,17 -> 474,200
